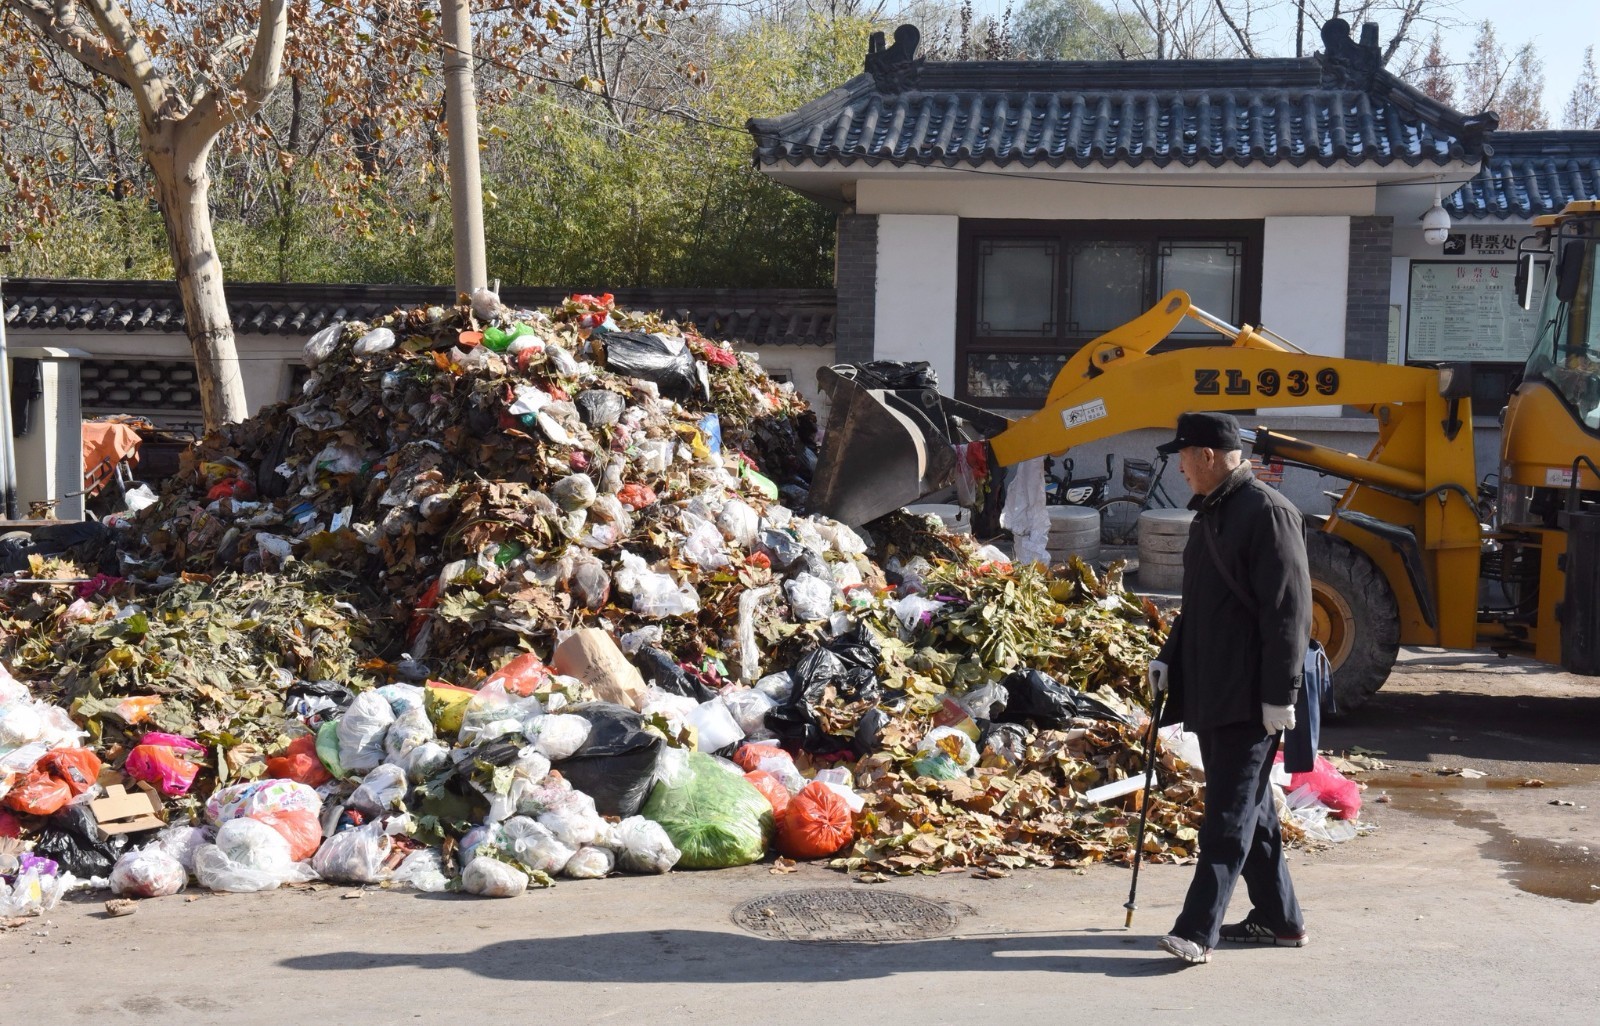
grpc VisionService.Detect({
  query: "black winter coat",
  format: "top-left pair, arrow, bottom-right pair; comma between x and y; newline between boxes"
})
1157,464 -> 1310,731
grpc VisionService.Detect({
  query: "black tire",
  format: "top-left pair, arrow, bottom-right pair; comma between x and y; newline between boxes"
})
1305,531 -> 1400,712
1098,497 -> 1144,545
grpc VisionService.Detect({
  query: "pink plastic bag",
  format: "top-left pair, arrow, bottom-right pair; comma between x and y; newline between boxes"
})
125,733 -> 207,796
1287,755 -> 1361,821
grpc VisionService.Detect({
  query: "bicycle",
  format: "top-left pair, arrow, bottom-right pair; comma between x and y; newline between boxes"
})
1044,453 -> 1114,508
1097,453 -> 1179,545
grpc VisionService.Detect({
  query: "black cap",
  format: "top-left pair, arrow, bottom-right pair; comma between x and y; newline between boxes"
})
1157,411 -> 1243,455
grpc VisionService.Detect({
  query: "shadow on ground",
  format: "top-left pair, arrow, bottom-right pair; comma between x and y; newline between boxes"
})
279,928 -> 1193,981
1322,689 -> 1600,765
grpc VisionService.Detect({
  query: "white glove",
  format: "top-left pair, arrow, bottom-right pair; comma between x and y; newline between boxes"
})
1262,703 -> 1297,734
1146,659 -> 1170,696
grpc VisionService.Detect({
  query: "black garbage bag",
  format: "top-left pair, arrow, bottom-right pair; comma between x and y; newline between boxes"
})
600,332 -> 699,399
575,389 -> 626,428
633,647 -> 718,704
286,680 -> 354,725
551,702 -> 663,818
32,804 -> 128,878
767,627 -> 895,755
857,360 -> 938,390
852,707 -> 890,759
996,669 -> 1132,728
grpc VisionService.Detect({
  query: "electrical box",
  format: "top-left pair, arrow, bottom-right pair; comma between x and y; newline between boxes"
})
7,347 -> 87,521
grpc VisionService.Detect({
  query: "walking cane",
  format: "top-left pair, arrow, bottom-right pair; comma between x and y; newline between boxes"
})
1123,690 -> 1166,928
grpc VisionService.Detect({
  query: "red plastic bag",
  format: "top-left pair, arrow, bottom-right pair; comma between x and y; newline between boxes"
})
0,809 -> 20,838
732,743 -> 787,774
777,781 -> 855,859
250,808 -> 324,862
37,748 -> 103,796
617,483 -> 657,510
125,735 -> 204,796
3,769 -> 72,816
744,771 -> 790,821
482,652 -> 551,697
1287,755 -> 1362,821
267,734 -> 334,788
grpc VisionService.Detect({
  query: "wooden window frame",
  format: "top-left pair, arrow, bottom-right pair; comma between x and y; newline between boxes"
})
955,219 -> 1265,408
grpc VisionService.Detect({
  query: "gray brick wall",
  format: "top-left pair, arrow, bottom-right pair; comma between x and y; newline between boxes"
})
1344,215 -> 1393,364
833,214 -> 877,363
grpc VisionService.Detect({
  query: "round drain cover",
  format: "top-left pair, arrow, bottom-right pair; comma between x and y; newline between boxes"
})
732,888 -> 957,942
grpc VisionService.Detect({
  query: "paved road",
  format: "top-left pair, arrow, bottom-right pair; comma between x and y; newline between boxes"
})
5,650 -> 1597,1026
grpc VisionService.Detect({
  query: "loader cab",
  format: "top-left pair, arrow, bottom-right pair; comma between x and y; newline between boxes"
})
1520,231 -> 1600,434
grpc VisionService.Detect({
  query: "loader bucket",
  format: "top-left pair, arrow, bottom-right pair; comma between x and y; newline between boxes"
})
808,365 -> 1009,526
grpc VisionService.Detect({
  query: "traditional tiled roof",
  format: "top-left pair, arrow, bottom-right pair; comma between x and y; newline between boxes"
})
1448,131 -> 1600,219
0,281 -> 836,347
749,19 -> 1495,171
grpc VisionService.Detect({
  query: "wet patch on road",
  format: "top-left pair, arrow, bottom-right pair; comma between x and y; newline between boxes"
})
732,888 -> 959,942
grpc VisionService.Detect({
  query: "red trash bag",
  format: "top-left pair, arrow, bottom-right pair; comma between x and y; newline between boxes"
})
3,769 -> 72,816
731,743 -> 787,774
125,734 -> 204,796
266,735 -> 333,788
250,808 -> 324,862
0,809 -> 20,838
744,771 -> 790,821
37,748 -> 103,796
777,781 -> 855,859
482,652 -> 551,697
1288,756 -> 1362,821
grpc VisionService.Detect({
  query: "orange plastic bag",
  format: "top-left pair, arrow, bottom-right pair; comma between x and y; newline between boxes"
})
37,748 -> 103,796
731,743 -> 787,773
777,781 -> 855,859
266,735 -> 333,788
3,770 -> 72,816
250,808 -> 324,862
744,771 -> 790,821
482,652 -> 551,697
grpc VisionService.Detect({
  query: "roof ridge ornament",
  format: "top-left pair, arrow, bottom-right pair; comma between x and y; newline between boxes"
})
865,24 -> 922,94
1318,17 -> 1383,89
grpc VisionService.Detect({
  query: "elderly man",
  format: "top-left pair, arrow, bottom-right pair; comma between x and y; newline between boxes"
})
1146,411 -> 1311,965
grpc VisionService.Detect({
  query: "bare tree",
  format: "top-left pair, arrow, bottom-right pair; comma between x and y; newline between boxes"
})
1563,45 -> 1600,130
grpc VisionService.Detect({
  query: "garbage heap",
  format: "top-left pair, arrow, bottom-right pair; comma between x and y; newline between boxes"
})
0,292 -> 1357,910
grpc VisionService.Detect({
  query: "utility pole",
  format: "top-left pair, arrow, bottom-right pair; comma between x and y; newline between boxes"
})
1296,0 -> 1305,58
441,0 -> 488,297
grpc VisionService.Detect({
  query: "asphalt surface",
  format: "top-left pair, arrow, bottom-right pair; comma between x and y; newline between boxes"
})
5,648 -> 1597,1026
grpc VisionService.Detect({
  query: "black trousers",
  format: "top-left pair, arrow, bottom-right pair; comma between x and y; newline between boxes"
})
1170,720 -> 1304,948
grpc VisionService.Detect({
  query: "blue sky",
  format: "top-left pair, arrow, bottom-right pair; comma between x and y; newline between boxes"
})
964,0 -> 1597,124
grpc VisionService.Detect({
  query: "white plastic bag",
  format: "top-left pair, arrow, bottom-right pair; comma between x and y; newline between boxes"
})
609,816 -> 681,874
311,821 -> 393,884
538,794 -> 607,849
463,857 -> 527,897
110,846 -> 187,898
785,573 -> 833,622
392,848 -> 451,893
1000,457 -> 1051,566
720,688 -> 776,737
716,499 -> 759,548
154,823 -> 211,872
457,682 -> 543,745
353,327 -> 395,355
195,818 -> 318,893
384,707 -> 435,762
681,514 -> 731,569
338,691 -> 396,774
563,845 -> 614,879
349,764 -> 408,815
615,551 -> 701,618
0,865 -> 68,916
303,323 -> 343,368
500,817 -> 576,875
531,714 -> 591,762
686,698 -> 744,753
483,748 -> 552,824
400,740 -> 452,783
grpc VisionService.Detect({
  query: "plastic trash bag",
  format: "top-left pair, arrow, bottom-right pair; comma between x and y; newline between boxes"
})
857,359 -> 938,389
207,779 -> 322,824
482,748 -> 552,824
0,858 -> 68,916
337,690 -> 396,773
996,669 -> 1130,727
531,714 -> 591,762
634,648 -> 718,703
575,389 -> 626,428
600,331 -> 699,399
267,734 -> 333,787
1000,458 -> 1050,566
392,849 -> 451,893
375,683 -> 426,715
563,845 -> 614,879
154,824 -> 211,873
1287,755 -> 1362,821
250,808 -> 323,862
767,627 -> 889,755
385,706 -> 435,762
348,764 -> 408,816
498,817 -> 575,875
285,679 -> 354,725
538,800 -> 608,850
784,573 -> 833,622
353,327 -> 395,355
302,323 -> 343,368
911,726 -> 980,780
110,846 -> 188,898
400,740 -> 452,785
639,751 -> 773,869
552,474 -> 598,512
458,682 -> 544,745
754,528 -> 804,570
311,821 -> 393,884
32,804 -> 126,878
608,816 -> 680,874
125,733 -> 205,796
550,702 -> 663,818
195,818 -> 317,893
744,771 -> 790,820
716,499 -> 759,548
979,722 -> 1028,768
681,513 -> 731,569
463,857 -> 527,897
720,688 -> 776,737
615,551 -> 700,618
777,781 -> 855,859
686,698 -> 744,753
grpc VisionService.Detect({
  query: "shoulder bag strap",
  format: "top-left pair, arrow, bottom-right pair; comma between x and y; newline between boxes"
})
1200,517 -> 1259,617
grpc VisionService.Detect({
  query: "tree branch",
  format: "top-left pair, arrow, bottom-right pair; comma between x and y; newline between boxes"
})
3,0 -> 130,87
183,0 -> 288,139
1213,0 -> 1255,57
82,0 -> 173,124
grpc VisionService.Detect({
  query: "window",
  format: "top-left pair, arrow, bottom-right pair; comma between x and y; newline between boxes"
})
957,221 -> 1262,406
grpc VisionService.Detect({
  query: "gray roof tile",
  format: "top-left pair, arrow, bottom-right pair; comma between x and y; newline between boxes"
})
1449,131 -> 1600,219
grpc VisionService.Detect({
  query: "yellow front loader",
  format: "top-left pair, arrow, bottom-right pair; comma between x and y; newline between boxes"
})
810,202 -> 1600,709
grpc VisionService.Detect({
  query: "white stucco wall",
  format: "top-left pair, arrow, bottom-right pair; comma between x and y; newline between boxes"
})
873,214 -> 960,389
1258,215 -> 1351,415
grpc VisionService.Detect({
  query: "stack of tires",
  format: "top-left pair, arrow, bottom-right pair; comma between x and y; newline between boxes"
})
1137,509 -> 1192,592
1046,506 -> 1101,565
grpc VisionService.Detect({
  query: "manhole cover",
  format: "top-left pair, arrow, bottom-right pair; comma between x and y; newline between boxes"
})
732,888 -> 957,942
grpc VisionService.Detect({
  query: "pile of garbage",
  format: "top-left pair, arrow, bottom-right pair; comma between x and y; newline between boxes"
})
0,291 -> 1364,910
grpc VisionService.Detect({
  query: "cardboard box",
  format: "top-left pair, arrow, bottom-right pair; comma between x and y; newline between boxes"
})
90,782 -> 166,838
552,628 -> 648,710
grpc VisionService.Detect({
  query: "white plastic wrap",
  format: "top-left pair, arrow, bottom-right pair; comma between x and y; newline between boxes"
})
194,818 -> 318,892
784,573 -> 833,622
0,865 -> 68,916
463,857 -> 527,897
681,513 -> 731,569
608,816 -> 681,874
391,848 -> 451,893
337,691 -> 396,773
110,846 -> 188,898
310,821 -> 393,884
615,552 -> 700,618
715,499 -> 759,548
1000,457 -> 1051,566
349,763 -> 409,815
531,714 -> 591,762
562,845 -> 615,879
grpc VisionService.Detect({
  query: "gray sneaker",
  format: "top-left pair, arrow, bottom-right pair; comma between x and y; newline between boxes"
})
1157,934 -> 1212,964
1219,917 -> 1309,947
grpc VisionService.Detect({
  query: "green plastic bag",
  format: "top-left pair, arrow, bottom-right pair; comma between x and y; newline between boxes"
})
482,322 -> 535,353
640,752 -> 773,869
